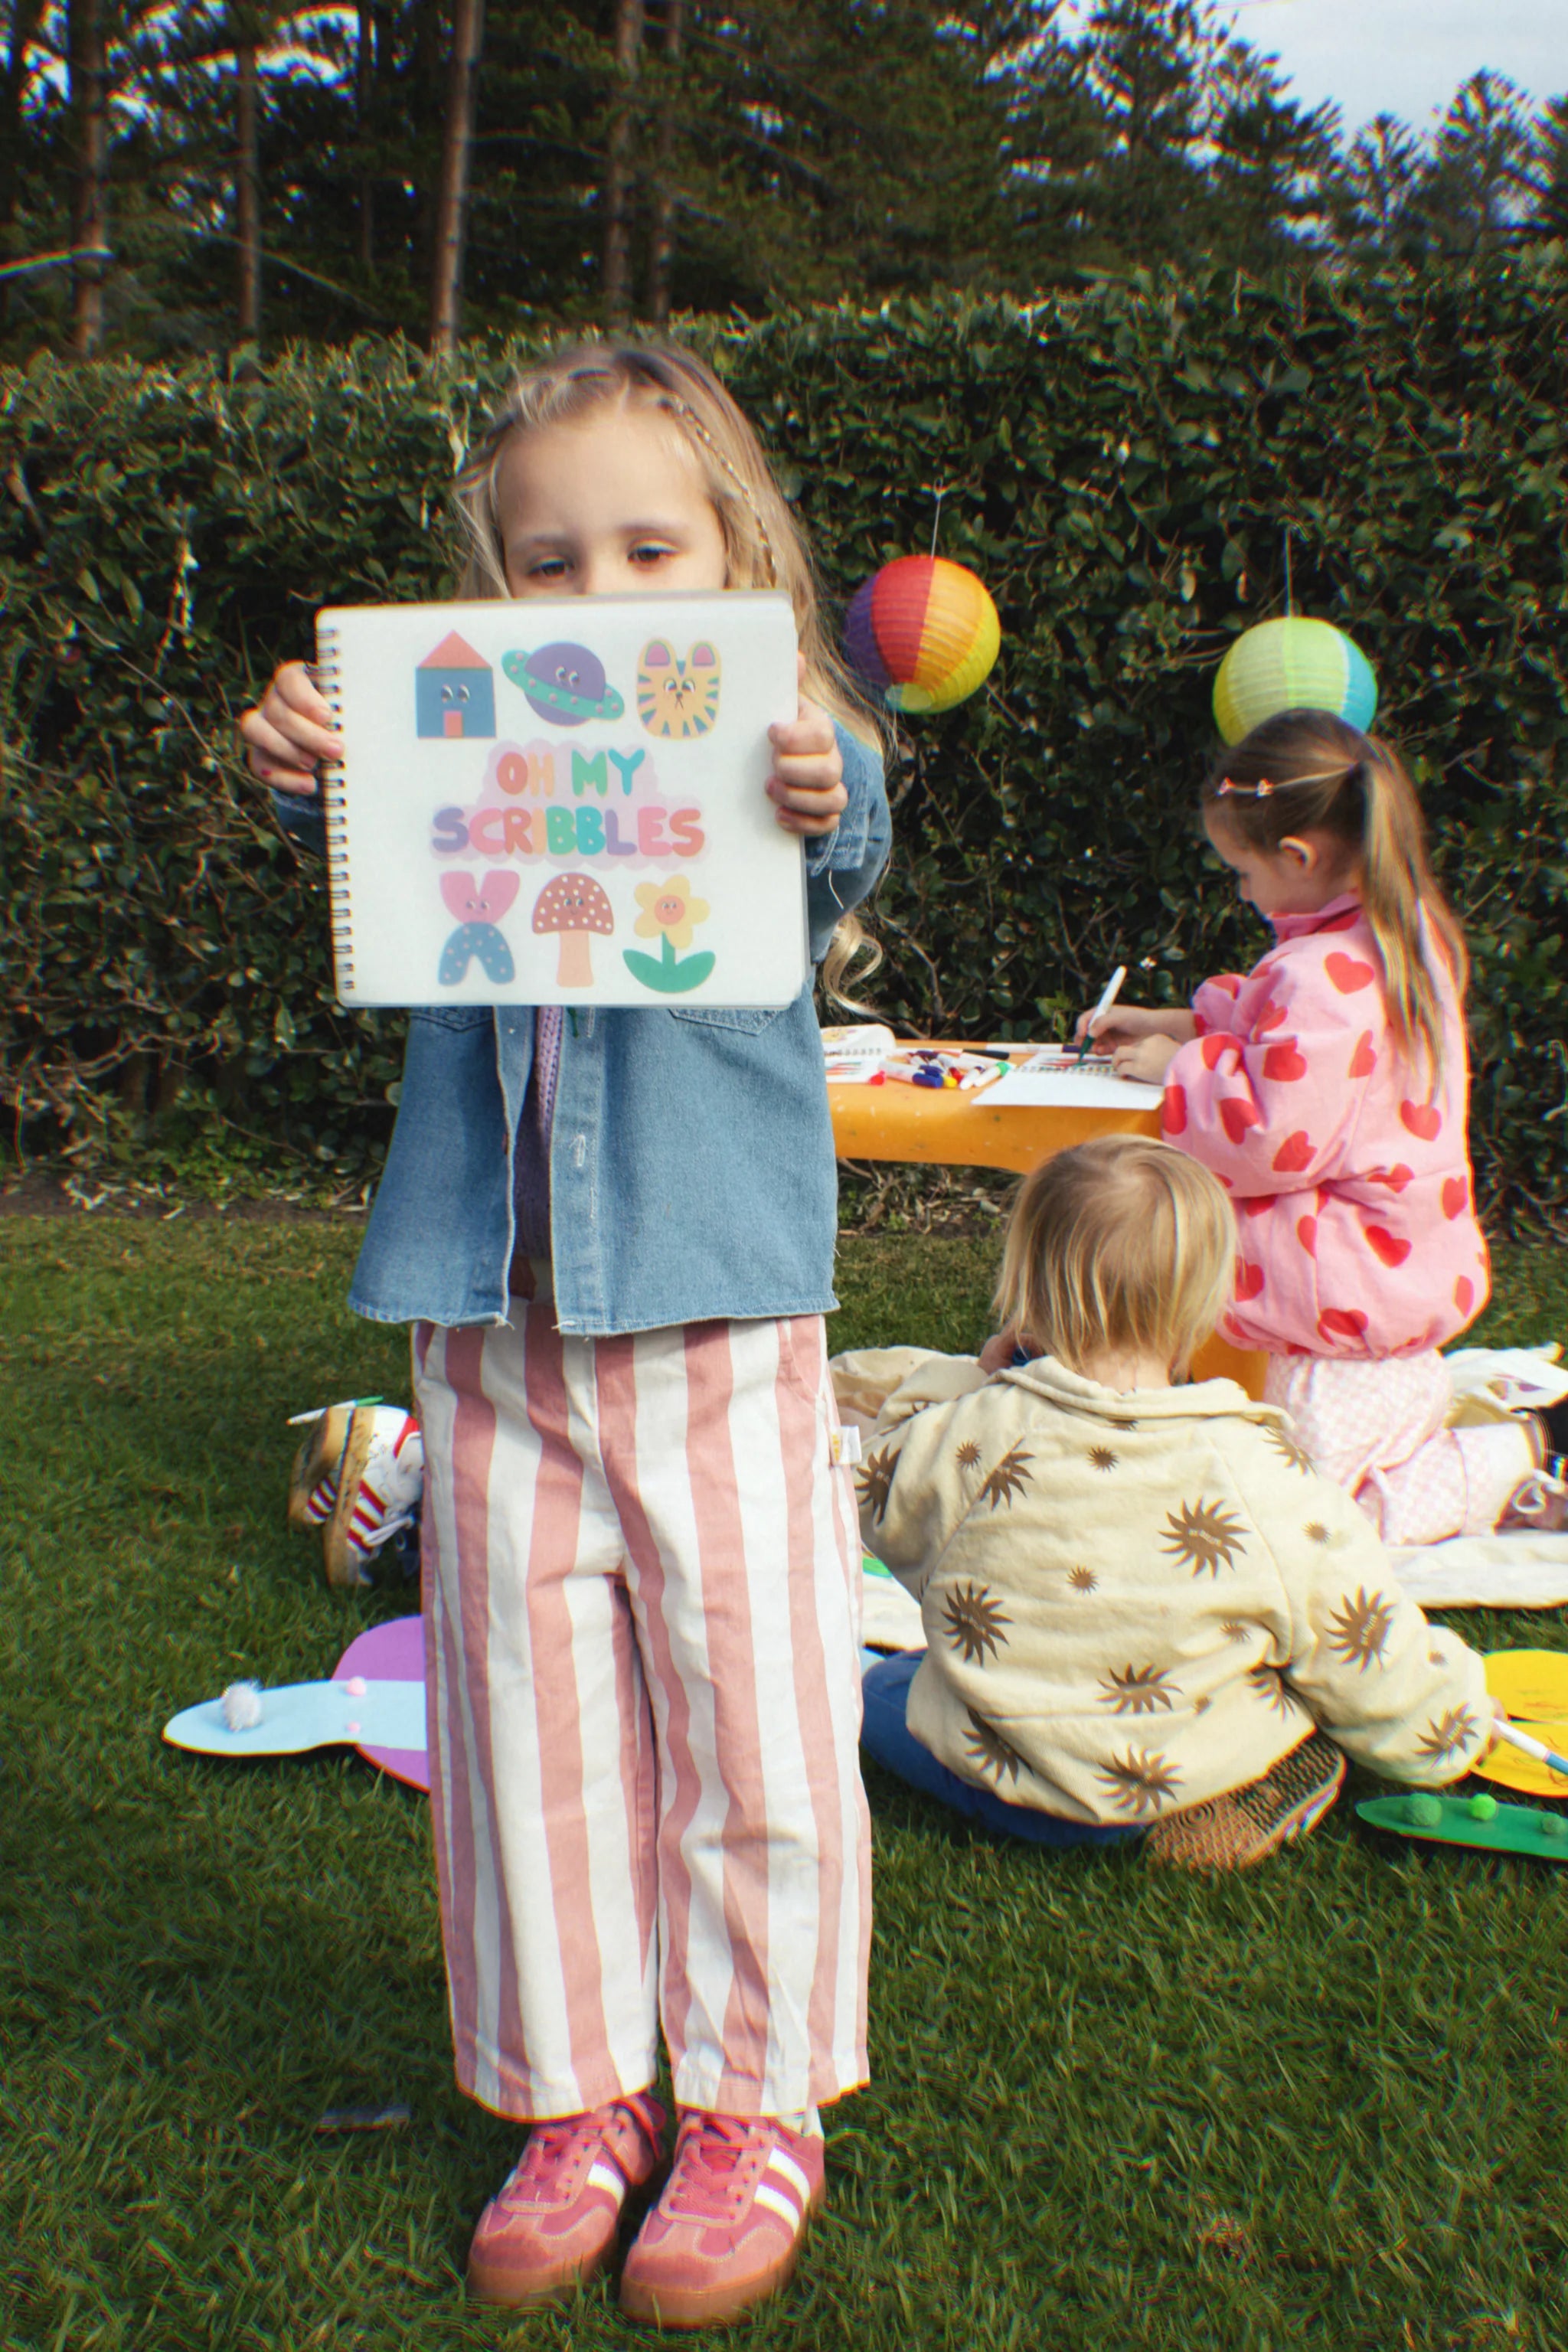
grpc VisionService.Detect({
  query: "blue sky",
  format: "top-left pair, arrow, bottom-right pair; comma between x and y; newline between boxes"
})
1062,1 -> 1568,133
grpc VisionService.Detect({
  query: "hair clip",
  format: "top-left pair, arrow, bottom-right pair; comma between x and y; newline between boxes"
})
1216,777 -> 1274,797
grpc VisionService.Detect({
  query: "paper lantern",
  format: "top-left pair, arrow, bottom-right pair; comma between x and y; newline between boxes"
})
1214,616 -> 1378,746
844,555 -> 1000,714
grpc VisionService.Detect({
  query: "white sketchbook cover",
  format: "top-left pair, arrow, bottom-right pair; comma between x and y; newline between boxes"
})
315,592 -> 804,1007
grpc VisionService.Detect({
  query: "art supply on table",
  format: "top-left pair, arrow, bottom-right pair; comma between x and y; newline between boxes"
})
1357,1787 -> 1568,1863
882,1047 -> 1005,1092
315,592 -> 803,1009
821,1023 -> 899,1084
1076,965 -> 1128,1064
981,1046 -> 1162,1112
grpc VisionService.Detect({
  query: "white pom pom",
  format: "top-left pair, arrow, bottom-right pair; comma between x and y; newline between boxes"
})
221,1681 -> 265,1732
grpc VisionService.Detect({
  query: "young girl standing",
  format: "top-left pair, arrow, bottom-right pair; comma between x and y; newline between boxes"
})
1088,710 -> 1553,1547
240,343 -> 890,2328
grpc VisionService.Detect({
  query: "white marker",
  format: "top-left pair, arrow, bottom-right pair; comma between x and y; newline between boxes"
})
1493,1718 -> 1568,1780
1076,965 -> 1128,1064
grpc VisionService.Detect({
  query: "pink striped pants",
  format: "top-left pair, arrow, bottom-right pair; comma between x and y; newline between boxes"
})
413,1305 -> 871,2124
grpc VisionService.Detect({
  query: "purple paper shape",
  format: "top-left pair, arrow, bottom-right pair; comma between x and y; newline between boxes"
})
332,1615 -> 429,1792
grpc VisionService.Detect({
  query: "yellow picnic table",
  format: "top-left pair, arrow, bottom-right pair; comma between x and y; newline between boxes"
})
829,1042 -> 1266,1398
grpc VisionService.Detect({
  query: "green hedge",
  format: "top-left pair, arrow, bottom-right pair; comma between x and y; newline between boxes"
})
4,268 -> 1567,1210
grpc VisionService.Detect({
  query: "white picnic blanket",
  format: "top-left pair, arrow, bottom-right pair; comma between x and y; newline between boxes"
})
1390,1534 -> 1568,1610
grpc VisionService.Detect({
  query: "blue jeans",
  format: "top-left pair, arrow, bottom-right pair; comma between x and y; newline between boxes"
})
861,1651 -> 1139,1850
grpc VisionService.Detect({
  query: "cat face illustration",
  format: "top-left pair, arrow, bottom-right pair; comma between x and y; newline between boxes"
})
637,639 -> 721,740
440,871 -> 520,925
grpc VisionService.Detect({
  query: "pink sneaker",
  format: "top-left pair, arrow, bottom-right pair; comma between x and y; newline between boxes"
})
619,2112 -> 825,2328
466,2092 -> 667,2308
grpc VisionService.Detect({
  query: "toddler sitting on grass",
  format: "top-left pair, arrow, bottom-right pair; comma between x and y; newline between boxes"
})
835,1135 -> 1496,1870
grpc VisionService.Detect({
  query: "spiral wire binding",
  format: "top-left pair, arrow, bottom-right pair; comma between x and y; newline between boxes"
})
315,622 -> 356,1001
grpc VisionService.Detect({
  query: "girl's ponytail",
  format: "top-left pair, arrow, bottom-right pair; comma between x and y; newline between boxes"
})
1356,738 -> 1467,1084
1202,710 -> 1465,1087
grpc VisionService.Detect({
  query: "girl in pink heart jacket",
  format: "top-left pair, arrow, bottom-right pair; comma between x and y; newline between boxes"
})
1089,709 -> 1561,1547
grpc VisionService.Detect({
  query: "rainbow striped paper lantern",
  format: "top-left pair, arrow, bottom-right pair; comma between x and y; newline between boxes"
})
1214,616 -> 1378,746
844,555 -> 1000,714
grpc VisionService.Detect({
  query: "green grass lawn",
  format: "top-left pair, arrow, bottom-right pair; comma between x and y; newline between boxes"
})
5,1217 -> 1568,2351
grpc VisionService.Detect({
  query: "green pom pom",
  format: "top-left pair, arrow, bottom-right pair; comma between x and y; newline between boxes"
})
1541,1814 -> 1567,1841
1407,1795 -> 1443,1828
1467,1793 -> 1498,1821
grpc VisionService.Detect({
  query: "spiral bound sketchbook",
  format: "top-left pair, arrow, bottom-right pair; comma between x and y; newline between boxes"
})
315,591 -> 805,1008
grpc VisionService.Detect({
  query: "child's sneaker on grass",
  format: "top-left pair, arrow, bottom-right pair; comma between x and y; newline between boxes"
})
466,2092 -> 667,2308
286,1401 -> 424,1589
619,2111 -> 823,2328
1145,1729 -> 1346,1872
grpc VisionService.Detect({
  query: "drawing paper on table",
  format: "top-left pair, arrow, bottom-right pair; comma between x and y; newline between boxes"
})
982,1047 -> 1163,1111
315,592 -> 804,1008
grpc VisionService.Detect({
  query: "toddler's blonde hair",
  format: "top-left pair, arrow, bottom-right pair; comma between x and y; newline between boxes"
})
451,338 -> 883,1005
995,1135 -> 1236,1380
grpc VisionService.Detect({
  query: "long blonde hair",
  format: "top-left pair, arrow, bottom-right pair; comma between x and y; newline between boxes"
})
995,1136 -> 1235,1381
452,340 -> 883,1004
1202,710 -> 1467,1084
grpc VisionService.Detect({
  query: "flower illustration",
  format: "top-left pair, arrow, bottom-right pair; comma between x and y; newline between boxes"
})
634,875 -> 710,950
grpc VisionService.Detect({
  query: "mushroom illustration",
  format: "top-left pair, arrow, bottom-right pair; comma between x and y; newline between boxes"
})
533,872 -> 614,986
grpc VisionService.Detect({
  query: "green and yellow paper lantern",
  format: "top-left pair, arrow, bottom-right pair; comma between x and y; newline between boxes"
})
844,555 -> 1000,714
1213,617 -> 1378,746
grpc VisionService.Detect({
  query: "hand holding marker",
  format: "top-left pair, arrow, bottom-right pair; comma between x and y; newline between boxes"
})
1076,965 -> 1128,1066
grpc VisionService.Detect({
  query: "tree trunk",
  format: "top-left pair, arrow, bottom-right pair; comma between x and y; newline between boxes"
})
0,0 -> 45,331
67,0 -> 109,355
236,38 -> 262,341
645,0 -> 683,322
428,0 -> 485,355
0,0 -> 44,250
602,0 -> 644,325
356,0 -> 374,273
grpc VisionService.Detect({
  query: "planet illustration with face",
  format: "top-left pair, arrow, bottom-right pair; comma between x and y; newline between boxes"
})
502,644 -> 626,727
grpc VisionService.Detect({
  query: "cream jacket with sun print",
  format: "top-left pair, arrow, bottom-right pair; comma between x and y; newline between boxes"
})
837,1348 -> 1490,1824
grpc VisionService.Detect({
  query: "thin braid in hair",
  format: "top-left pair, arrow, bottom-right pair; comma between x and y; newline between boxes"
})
662,397 -> 778,585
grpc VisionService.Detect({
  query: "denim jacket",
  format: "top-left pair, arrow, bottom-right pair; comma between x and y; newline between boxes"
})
278,724 -> 890,1335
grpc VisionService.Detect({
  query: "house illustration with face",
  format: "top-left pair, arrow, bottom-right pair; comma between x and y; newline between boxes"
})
416,632 -> 496,739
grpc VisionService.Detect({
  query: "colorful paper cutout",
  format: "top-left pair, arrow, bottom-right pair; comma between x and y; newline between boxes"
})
502,644 -> 626,727
162,1615 -> 431,1792
335,1615 -> 429,1790
164,1675 -> 426,1759
637,639 -> 721,738
416,632 -> 496,739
